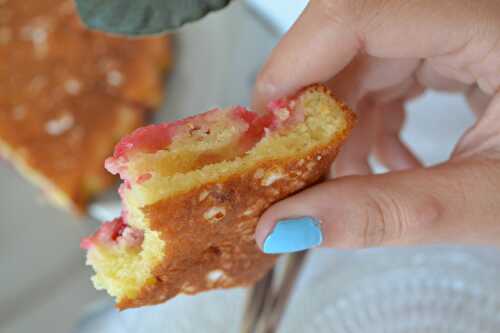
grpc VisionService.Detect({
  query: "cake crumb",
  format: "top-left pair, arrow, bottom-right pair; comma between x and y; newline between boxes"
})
45,112 -> 74,136
242,208 -> 254,216
274,108 -> 290,121
254,168 -> 264,179
261,169 -> 284,186
306,161 -> 316,171
207,270 -> 225,282
181,283 -> 196,293
267,188 -> 280,197
204,206 -> 226,223
289,179 -> 306,191
107,70 -> 124,87
32,27 -> 47,45
199,190 -> 209,202
21,23 -> 49,58
64,79 -> 81,95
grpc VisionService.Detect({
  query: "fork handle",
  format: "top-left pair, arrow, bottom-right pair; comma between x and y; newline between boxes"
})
241,269 -> 275,333
255,251 -> 309,333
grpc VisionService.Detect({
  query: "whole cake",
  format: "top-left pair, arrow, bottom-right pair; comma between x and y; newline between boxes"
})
0,0 -> 171,212
82,85 -> 355,309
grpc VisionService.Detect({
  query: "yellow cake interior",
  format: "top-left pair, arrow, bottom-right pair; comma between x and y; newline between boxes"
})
86,88 -> 350,303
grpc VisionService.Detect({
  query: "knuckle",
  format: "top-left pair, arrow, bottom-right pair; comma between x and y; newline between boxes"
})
359,192 -> 398,246
359,188 -> 441,246
333,177 -> 445,248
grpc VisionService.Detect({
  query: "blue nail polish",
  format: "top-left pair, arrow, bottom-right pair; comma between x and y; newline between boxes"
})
262,217 -> 323,254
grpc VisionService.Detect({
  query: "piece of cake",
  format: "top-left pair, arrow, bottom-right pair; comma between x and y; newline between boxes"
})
82,84 -> 355,309
0,0 -> 171,212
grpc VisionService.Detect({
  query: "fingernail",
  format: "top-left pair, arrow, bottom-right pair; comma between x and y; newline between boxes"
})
262,217 -> 323,254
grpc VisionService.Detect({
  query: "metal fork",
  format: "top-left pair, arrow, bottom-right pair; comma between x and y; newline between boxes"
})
240,270 -> 275,333
241,251 -> 309,333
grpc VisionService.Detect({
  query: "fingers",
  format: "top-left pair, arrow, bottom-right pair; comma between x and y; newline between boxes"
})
355,0 -> 490,58
332,98 -> 422,177
253,0 -> 499,110
372,101 -> 422,171
325,57 -> 421,177
325,55 -> 420,107
466,84 -> 491,116
454,94 -> 500,158
416,61 -> 469,92
252,0 -> 360,111
330,98 -> 379,177
256,157 -> 500,253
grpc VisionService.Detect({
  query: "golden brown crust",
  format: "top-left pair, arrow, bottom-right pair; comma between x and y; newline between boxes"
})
0,0 -> 171,212
117,99 -> 355,309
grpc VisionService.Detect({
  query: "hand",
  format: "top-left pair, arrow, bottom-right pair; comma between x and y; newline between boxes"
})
252,0 -> 500,253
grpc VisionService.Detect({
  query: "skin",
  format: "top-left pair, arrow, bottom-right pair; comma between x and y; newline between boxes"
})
253,0 -> 500,249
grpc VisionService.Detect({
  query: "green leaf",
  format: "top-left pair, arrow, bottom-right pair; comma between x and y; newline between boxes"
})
75,0 -> 232,36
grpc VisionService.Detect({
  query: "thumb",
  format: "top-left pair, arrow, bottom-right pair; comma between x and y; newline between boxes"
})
256,158 -> 500,253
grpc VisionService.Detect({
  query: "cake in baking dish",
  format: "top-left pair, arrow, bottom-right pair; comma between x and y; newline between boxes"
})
82,84 -> 355,309
0,0 -> 171,212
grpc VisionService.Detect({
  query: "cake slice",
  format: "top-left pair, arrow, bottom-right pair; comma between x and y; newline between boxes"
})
82,85 -> 355,309
0,0 -> 171,212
